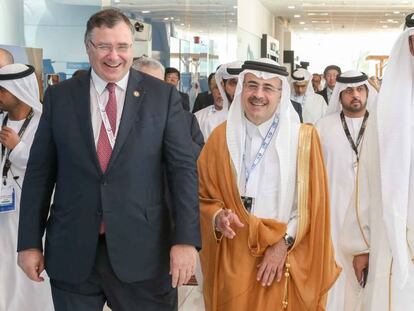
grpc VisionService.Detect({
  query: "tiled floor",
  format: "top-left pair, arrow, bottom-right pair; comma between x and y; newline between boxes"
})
103,285 -> 205,310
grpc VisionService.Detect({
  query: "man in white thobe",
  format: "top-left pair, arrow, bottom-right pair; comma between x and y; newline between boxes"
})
195,61 -> 243,141
0,64 -> 53,311
316,71 -> 373,311
290,68 -> 326,124
340,13 -> 414,310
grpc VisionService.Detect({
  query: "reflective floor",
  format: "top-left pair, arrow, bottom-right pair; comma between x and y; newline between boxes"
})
102,285 -> 205,310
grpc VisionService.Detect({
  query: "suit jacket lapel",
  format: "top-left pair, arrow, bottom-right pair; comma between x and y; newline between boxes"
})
72,72 -> 102,175
106,70 -> 145,172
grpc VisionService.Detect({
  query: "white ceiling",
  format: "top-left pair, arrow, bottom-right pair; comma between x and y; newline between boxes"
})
111,0 -> 237,34
260,0 -> 414,33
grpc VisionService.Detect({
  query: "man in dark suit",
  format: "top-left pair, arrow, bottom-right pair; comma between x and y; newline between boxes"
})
17,9 -> 200,311
317,65 -> 341,105
164,67 -> 190,111
192,73 -> 215,113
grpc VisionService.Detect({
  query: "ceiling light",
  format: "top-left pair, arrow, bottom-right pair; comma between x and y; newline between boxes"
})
142,10 -> 151,14
233,5 -> 238,9
393,11 -> 400,14
308,13 -> 316,16
320,13 -> 329,16
401,0 -> 409,3
382,25 -> 388,28
288,6 -> 295,9
163,17 -> 169,21
294,14 -> 301,18
180,23 -> 185,26
114,0 -> 120,3
299,21 -> 306,24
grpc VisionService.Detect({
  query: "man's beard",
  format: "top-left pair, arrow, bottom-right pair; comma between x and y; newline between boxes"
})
344,99 -> 367,113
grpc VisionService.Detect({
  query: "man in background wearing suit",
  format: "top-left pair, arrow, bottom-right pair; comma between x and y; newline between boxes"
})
192,73 -> 215,113
164,67 -> 190,111
17,9 -> 200,311
317,65 -> 341,105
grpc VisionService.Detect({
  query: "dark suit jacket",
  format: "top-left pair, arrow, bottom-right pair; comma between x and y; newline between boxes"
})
192,91 -> 213,113
317,87 -> 329,105
179,91 -> 190,111
17,69 -> 201,284
290,100 -> 303,123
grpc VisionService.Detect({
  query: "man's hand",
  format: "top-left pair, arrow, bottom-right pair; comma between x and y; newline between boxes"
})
214,209 -> 244,239
257,238 -> 288,286
170,244 -> 197,288
353,253 -> 369,285
17,249 -> 45,282
0,127 -> 20,150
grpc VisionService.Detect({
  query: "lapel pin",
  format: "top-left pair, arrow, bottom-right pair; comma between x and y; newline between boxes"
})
133,90 -> 140,97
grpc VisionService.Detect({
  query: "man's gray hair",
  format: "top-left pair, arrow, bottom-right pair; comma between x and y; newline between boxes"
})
132,57 -> 165,75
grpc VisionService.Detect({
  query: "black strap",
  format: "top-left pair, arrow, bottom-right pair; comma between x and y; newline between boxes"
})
2,109 -> 34,184
340,110 -> 369,161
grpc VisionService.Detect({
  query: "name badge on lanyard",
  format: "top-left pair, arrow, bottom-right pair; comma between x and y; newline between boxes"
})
243,114 -> 279,191
0,157 -> 15,213
0,110 -> 33,214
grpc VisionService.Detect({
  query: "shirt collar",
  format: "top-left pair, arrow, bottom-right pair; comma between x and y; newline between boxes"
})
91,69 -> 129,95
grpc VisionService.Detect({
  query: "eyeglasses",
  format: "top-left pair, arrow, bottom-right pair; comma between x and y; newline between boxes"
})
88,41 -> 132,54
244,81 -> 282,94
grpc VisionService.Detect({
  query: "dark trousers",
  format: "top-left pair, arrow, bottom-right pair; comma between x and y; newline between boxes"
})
50,235 -> 177,311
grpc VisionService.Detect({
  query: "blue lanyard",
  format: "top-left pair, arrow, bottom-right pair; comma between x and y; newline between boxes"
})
243,115 -> 279,187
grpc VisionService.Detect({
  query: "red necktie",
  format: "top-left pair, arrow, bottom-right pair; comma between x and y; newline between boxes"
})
97,83 -> 117,234
97,83 -> 117,173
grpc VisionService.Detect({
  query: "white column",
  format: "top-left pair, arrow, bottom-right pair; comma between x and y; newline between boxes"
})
0,0 -> 24,46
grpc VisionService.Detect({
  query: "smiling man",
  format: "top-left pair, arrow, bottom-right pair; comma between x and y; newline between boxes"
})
17,9 -> 200,311
197,58 -> 339,311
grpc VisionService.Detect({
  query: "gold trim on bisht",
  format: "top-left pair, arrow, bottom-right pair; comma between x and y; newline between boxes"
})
282,123 -> 313,309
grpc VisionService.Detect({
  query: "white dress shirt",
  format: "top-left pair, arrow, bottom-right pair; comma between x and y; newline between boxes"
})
90,69 -> 129,146
240,115 -> 298,238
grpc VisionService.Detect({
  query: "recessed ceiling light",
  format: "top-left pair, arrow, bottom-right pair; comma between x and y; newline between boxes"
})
387,19 -> 394,22
142,10 -> 151,14
320,13 -> 329,16
299,21 -> 306,24
170,17 -> 174,20
294,14 -> 301,18
382,25 -> 389,28
401,0 -> 409,3
288,6 -> 295,9
114,0 -> 120,3
180,23 -> 185,26
308,13 -> 316,16
229,20 -> 233,22
233,5 -> 238,9
393,11 -> 400,14
163,17 -> 169,21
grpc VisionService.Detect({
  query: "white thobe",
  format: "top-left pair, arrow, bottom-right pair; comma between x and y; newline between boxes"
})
340,110 -> 414,311
316,113 -> 366,311
292,93 -> 327,124
240,116 -> 298,238
195,105 -> 227,141
0,112 -> 54,311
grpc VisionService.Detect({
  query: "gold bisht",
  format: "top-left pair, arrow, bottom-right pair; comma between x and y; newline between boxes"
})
198,123 -> 340,311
